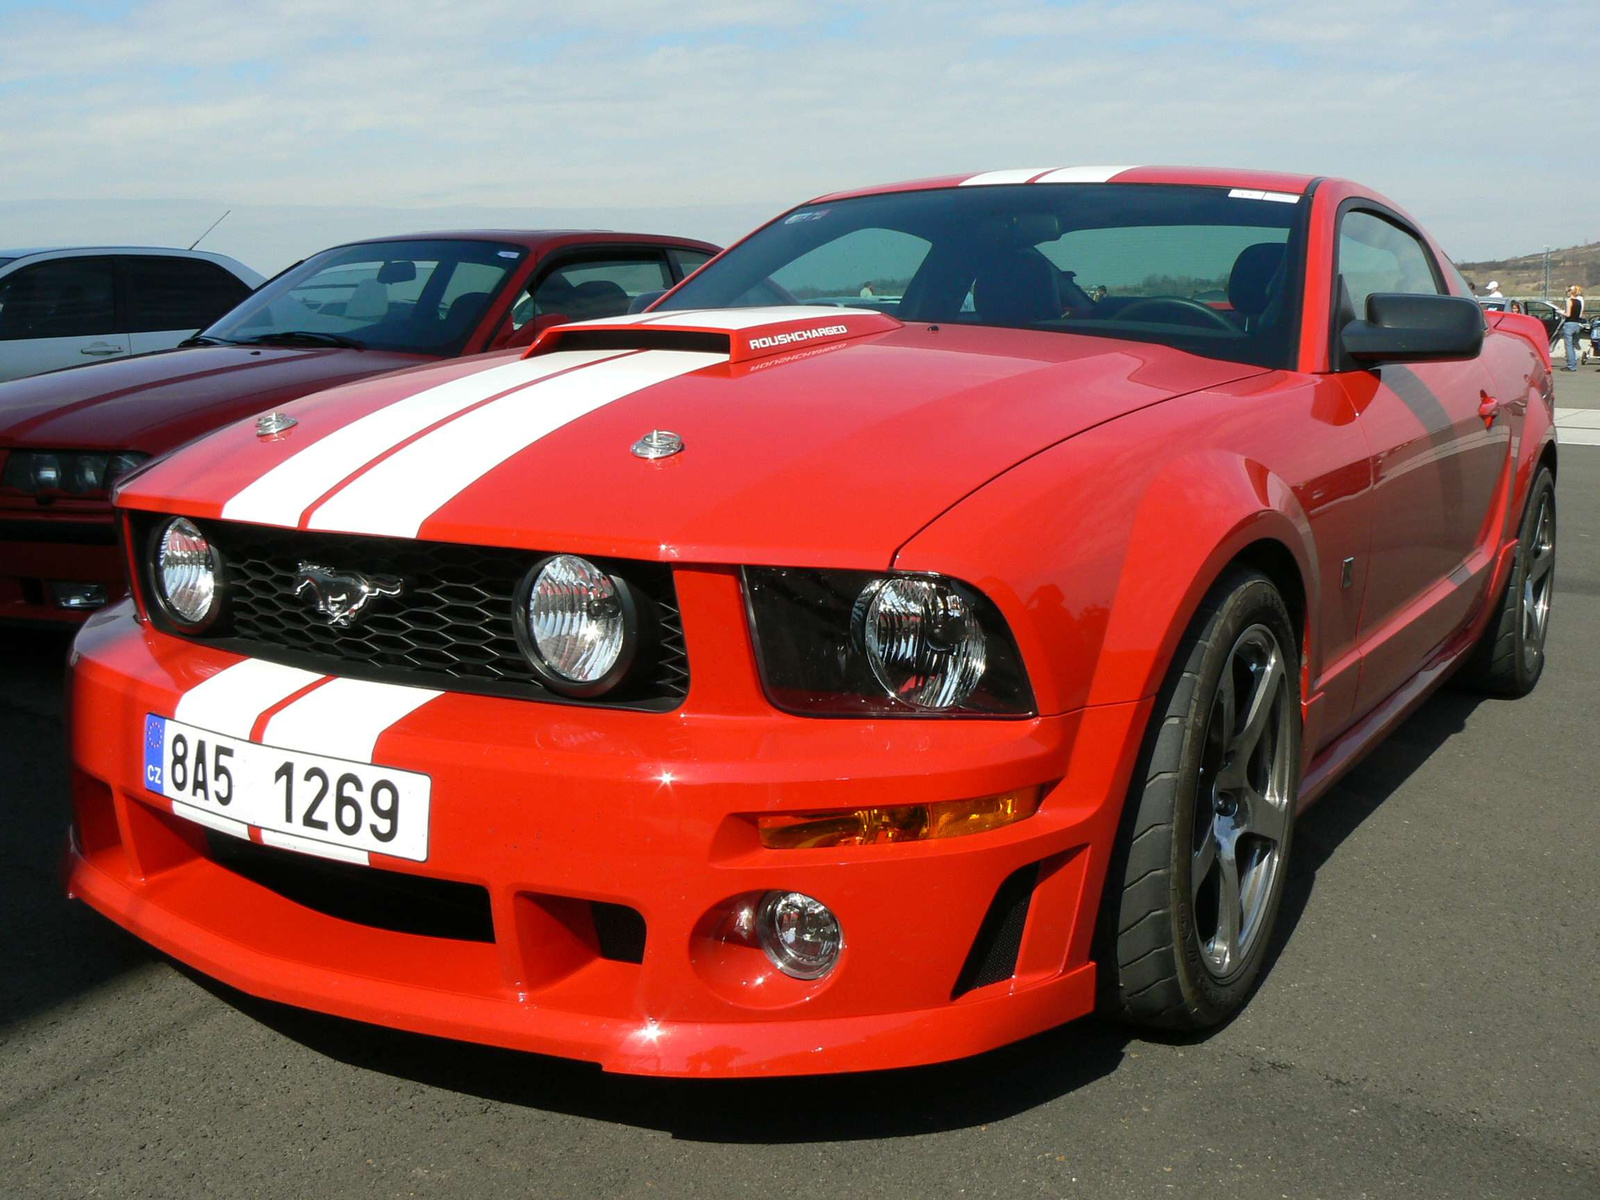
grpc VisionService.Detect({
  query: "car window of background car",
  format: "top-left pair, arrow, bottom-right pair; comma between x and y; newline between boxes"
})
122,256 -> 253,333
203,240 -> 524,355
508,255 -> 673,331
0,257 -> 116,341
1338,211 -> 1441,315
670,249 -> 713,277
660,184 -> 1308,368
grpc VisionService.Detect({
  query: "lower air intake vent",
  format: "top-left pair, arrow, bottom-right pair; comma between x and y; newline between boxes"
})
207,833 -> 495,943
591,901 -> 647,963
952,862 -> 1039,998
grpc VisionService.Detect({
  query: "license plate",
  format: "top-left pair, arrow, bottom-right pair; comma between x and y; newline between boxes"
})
143,713 -> 431,862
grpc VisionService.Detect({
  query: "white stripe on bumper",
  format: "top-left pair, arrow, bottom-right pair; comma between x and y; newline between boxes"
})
259,677 -> 442,761
172,658 -> 324,738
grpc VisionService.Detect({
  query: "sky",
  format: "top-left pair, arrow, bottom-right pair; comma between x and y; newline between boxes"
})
1,0 -> 1593,275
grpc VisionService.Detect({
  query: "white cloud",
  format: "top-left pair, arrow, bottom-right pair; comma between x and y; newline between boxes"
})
0,0 -> 1592,260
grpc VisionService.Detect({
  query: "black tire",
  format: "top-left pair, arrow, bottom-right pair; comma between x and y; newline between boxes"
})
1099,568 -> 1302,1030
1458,466 -> 1556,697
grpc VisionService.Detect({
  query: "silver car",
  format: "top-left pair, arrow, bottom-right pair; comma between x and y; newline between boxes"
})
0,247 -> 263,382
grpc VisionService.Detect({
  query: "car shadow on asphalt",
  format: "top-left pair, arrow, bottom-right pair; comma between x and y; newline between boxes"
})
177,685 -> 1493,1142
0,628 -> 154,1031
1256,684 -> 1487,987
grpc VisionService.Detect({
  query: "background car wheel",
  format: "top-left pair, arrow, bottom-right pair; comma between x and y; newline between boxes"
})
1460,466 -> 1556,698
1098,568 -> 1301,1030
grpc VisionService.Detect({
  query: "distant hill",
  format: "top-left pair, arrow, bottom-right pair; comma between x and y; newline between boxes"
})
1457,242 -> 1600,298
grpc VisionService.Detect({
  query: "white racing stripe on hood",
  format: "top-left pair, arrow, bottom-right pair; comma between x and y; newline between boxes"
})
306,348 -> 727,538
221,349 -> 626,528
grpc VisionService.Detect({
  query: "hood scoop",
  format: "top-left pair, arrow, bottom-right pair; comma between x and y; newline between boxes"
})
526,306 -> 902,365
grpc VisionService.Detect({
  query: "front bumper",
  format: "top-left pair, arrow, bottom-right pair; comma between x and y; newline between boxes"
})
64,590 -> 1150,1077
0,510 -> 122,624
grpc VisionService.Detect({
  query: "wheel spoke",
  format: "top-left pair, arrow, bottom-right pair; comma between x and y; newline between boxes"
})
1232,651 -> 1284,765
1214,836 -> 1243,970
1240,784 -> 1288,847
1192,820 -> 1219,902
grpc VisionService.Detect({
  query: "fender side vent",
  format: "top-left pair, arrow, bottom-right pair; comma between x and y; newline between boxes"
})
951,862 -> 1039,999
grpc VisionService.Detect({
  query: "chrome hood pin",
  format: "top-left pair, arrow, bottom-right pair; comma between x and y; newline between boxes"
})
256,411 -> 297,438
631,430 -> 683,460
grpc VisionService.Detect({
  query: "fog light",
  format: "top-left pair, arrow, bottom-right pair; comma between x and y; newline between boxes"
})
757,891 -> 842,980
757,786 -> 1044,849
48,581 -> 108,610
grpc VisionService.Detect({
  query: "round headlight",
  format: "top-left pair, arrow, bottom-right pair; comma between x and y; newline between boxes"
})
757,891 -> 843,980
522,554 -> 633,691
155,517 -> 219,627
855,577 -> 987,710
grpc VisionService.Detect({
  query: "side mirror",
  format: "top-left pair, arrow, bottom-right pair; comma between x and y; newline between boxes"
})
1341,293 -> 1483,364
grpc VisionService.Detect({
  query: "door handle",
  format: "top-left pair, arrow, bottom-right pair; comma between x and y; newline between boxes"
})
1478,395 -> 1501,428
79,343 -> 124,357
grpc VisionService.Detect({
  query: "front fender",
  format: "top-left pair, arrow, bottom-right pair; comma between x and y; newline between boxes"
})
893,421 -> 1320,718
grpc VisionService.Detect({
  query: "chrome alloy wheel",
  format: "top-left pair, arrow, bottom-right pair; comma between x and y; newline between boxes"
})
1521,492 -> 1556,669
1190,623 -> 1294,978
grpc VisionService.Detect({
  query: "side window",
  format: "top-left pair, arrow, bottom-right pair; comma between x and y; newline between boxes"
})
0,258 -> 116,340
124,257 -> 252,333
506,254 -> 673,333
1338,211 -> 1440,316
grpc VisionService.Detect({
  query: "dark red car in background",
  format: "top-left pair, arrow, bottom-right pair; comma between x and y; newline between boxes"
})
0,230 -> 718,624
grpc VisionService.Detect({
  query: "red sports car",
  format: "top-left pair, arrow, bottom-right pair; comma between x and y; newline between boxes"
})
0,230 -> 717,624
64,167 -> 1556,1077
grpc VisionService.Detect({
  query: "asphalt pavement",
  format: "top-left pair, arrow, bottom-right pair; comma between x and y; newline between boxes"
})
2,379 -> 1597,1200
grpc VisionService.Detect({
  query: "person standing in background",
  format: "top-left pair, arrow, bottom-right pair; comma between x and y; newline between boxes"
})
1485,280 -> 1504,298
1561,285 -> 1585,371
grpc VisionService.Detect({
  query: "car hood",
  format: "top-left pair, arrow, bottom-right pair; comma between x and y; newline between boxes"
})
0,345 -> 431,452
119,309 -> 1266,568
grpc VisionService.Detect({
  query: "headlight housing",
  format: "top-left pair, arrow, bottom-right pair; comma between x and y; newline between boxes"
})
151,517 -> 222,629
1,449 -> 149,495
515,554 -> 642,697
744,568 -> 1034,716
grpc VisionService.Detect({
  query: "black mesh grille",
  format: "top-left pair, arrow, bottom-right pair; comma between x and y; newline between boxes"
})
134,516 -> 688,710
951,863 -> 1038,998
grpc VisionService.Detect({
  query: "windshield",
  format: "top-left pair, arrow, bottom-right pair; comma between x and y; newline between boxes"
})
203,239 -> 525,355
659,184 -> 1309,368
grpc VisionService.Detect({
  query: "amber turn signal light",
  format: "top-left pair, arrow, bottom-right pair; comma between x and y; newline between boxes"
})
756,786 -> 1044,849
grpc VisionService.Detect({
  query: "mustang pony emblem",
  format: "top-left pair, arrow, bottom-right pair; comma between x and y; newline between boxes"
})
293,562 -> 404,627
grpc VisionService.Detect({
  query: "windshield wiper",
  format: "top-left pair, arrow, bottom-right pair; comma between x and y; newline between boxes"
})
177,334 -> 236,348
235,331 -> 366,350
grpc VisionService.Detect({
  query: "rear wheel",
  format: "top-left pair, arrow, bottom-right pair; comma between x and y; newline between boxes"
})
1460,467 -> 1556,697
1100,569 -> 1301,1029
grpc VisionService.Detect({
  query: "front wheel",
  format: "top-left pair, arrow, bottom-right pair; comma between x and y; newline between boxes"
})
1100,569 -> 1301,1029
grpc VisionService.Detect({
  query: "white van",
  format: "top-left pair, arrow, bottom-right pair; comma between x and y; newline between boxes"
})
0,247 -> 263,382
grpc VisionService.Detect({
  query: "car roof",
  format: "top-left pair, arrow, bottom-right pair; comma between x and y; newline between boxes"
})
809,165 -> 1320,204
333,230 -> 720,252
0,245 -> 247,259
